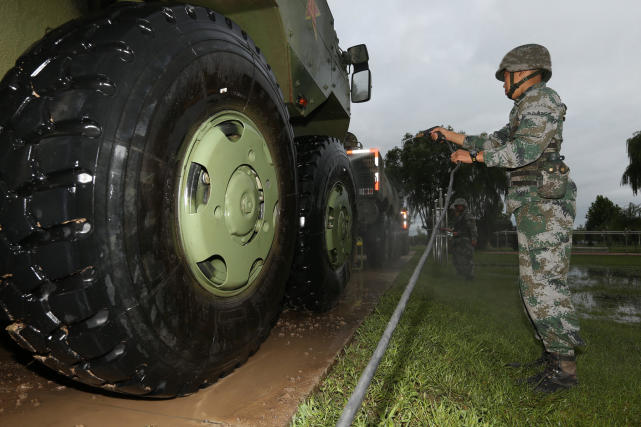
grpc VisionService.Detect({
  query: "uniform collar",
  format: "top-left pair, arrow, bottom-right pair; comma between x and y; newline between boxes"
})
515,81 -> 546,103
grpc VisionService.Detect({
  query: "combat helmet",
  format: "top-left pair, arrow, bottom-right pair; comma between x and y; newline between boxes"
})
496,44 -> 551,98
450,198 -> 468,210
495,44 -> 552,81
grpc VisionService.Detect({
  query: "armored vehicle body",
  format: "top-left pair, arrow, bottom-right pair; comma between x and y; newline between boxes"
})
0,0 -> 370,397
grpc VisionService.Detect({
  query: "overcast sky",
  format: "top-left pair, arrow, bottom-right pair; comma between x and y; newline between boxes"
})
327,0 -> 640,226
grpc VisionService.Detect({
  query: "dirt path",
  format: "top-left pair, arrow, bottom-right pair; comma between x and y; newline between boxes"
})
0,254 -> 412,426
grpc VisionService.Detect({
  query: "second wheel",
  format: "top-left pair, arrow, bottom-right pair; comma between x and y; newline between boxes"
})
287,137 -> 357,312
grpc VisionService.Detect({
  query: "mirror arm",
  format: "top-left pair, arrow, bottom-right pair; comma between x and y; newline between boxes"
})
340,51 -> 352,68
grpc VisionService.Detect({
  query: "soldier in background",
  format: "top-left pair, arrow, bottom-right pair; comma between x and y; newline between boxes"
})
442,198 -> 477,280
427,44 -> 583,393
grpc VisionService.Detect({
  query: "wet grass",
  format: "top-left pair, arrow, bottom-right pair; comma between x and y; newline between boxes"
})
292,251 -> 641,426
571,254 -> 641,267
604,246 -> 641,254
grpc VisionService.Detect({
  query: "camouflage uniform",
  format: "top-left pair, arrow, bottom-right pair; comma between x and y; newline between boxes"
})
450,208 -> 477,280
463,81 -> 582,357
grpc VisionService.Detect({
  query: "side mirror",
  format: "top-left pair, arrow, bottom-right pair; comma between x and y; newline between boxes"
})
347,44 -> 371,103
351,69 -> 371,103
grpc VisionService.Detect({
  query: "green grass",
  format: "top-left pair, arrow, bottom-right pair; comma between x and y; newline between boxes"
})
571,254 -> 641,267
606,246 -> 641,254
292,251 -> 641,426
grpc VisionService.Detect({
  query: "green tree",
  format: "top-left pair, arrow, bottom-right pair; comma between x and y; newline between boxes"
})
585,195 -> 623,230
385,132 -> 451,229
621,131 -> 641,195
620,202 -> 641,230
385,131 -> 510,248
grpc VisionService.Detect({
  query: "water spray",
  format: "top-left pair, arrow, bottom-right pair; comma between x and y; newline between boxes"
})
336,128 -> 460,426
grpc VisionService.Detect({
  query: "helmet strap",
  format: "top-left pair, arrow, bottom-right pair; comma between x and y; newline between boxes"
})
506,69 -> 542,99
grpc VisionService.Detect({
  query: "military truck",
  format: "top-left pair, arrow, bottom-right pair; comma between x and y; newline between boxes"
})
0,0 -> 371,397
346,139 -> 409,266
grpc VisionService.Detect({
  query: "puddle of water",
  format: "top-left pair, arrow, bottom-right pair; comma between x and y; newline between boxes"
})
568,265 -> 641,289
568,265 -> 641,324
614,303 -> 641,323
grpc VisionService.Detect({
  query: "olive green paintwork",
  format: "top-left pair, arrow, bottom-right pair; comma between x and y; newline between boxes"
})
324,182 -> 352,269
0,0 -> 353,139
0,1 -> 83,78
160,0 -> 352,139
176,111 -> 278,297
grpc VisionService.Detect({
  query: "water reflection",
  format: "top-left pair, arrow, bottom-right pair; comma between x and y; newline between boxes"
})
568,265 -> 641,289
568,265 -> 641,324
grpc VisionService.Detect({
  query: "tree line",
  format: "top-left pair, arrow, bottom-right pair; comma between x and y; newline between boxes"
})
585,196 -> 641,231
586,130 -> 641,231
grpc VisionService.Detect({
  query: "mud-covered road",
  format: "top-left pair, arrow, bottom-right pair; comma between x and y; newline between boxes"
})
0,254 -> 412,426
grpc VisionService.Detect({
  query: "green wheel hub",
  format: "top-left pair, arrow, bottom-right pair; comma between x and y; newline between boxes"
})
176,111 -> 278,297
325,182 -> 352,269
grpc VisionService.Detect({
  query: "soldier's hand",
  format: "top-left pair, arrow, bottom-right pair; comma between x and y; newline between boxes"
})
450,149 -> 472,164
472,239 -> 477,247
452,231 -> 459,236
427,127 -> 466,146
416,126 -> 447,141
427,126 -> 447,142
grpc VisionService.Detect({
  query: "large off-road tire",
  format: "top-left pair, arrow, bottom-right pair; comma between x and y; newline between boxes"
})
0,3 -> 297,397
286,137 -> 356,312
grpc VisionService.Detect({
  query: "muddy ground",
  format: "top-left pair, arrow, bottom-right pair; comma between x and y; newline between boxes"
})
0,254 -> 412,426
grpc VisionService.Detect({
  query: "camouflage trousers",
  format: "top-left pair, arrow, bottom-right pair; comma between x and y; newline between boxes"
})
451,238 -> 474,279
514,200 -> 582,356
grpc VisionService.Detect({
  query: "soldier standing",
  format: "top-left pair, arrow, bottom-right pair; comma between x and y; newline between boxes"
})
427,44 -> 583,393
442,198 -> 477,280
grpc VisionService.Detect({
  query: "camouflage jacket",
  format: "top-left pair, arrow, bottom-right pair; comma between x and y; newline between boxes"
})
462,82 -> 576,214
452,211 -> 478,242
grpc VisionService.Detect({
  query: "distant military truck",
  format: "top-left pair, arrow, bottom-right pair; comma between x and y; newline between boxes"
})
346,137 -> 408,265
399,207 -> 410,255
0,0 -> 370,397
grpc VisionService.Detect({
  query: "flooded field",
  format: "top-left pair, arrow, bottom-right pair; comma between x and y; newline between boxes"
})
568,265 -> 641,324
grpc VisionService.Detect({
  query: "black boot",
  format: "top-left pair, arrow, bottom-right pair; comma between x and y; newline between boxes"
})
505,350 -> 549,368
532,353 -> 578,393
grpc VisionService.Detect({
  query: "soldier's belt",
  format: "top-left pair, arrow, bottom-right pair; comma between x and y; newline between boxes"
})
508,143 -> 563,189
509,169 -> 537,187
510,170 -> 537,177
510,180 -> 537,187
